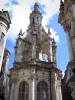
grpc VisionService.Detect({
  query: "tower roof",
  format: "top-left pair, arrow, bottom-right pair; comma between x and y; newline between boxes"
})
0,10 -> 11,24
0,10 -> 11,29
34,2 -> 39,11
30,3 -> 42,16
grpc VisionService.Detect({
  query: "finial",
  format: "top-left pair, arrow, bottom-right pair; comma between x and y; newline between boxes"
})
1,9 -> 4,12
48,29 -> 51,35
52,38 -> 56,44
60,0 -> 63,4
18,29 -> 22,37
34,2 -> 39,11
2,9 -> 4,11
60,0 -> 64,5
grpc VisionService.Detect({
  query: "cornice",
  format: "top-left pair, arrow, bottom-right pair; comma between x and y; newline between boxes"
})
10,61 -> 61,74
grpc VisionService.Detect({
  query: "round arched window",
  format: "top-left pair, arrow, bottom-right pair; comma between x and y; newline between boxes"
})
37,81 -> 48,100
18,81 -> 29,100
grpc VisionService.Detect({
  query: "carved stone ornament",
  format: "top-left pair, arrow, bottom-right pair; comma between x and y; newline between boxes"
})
63,21 -> 71,32
71,86 -> 75,99
11,76 -> 18,83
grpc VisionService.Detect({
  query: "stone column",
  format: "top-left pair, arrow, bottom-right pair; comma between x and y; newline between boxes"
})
9,77 -> 17,100
32,33 -> 37,60
14,82 -> 18,100
56,81 -> 62,100
48,40 -> 53,62
39,51 -> 42,61
10,83 -> 14,100
70,19 -> 75,59
0,32 -> 7,72
4,52 -> 10,100
31,69 -> 37,100
51,71 -> 57,100
66,31 -> 73,60
32,78 -> 36,100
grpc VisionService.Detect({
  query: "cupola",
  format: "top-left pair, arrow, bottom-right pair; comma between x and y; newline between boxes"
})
29,3 -> 43,26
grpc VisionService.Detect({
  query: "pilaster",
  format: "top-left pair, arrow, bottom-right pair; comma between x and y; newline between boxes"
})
51,71 -> 57,100
66,31 -> 73,60
32,32 -> 37,60
48,40 -> 53,62
9,76 -> 17,100
56,73 -> 62,100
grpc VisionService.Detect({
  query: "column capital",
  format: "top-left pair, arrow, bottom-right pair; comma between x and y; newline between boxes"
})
63,21 -> 71,32
11,76 -> 18,83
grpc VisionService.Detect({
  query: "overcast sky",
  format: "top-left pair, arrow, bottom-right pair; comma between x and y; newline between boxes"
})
0,0 -> 69,72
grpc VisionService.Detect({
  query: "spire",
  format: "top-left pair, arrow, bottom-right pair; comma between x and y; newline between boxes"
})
48,29 -> 53,40
18,29 -> 22,37
30,2 -> 41,15
34,2 -> 39,11
29,3 -> 42,26
48,29 -> 51,35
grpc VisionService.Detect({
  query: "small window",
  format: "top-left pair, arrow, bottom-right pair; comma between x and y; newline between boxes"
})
37,16 -> 39,22
36,16 -> 39,24
0,32 -> 5,42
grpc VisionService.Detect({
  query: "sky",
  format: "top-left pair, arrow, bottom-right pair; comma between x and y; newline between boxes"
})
0,0 -> 69,72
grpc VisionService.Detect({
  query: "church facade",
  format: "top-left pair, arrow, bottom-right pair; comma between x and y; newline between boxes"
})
9,3 -> 62,100
1,0 -> 75,100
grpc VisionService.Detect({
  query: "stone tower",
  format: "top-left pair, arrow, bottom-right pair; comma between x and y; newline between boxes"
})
9,3 -> 62,100
58,0 -> 75,100
0,49 -> 10,100
0,10 -> 11,72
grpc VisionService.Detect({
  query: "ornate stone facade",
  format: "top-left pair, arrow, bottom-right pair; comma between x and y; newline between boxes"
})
9,3 -> 62,100
59,0 -> 75,100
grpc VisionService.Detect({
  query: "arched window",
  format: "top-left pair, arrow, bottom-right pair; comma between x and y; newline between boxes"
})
37,81 -> 48,100
33,17 -> 34,24
0,32 -> 5,42
37,16 -> 39,22
18,81 -> 29,100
